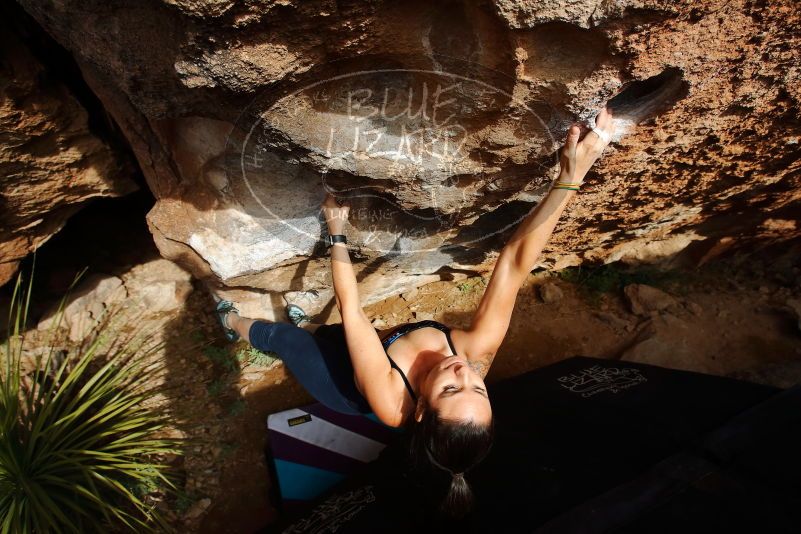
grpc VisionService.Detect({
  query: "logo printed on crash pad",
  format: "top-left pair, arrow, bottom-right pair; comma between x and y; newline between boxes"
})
288,414 -> 313,426
283,486 -> 376,533
558,365 -> 646,397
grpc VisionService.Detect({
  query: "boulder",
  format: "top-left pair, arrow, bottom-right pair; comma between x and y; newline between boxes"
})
10,0 -> 801,316
0,12 -> 136,285
121,259 -> 193,314
37,259 -> 193,341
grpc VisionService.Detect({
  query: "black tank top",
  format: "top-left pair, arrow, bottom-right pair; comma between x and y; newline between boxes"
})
380,320 -> 458,402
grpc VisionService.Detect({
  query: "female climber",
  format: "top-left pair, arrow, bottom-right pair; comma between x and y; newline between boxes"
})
215,108 -> 616,518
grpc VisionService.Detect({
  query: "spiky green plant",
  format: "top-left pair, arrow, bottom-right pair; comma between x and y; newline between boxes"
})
0,273 -> 179,533
235,346 -> 276,368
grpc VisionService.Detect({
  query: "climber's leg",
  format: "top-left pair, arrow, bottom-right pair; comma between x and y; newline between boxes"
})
226,311 -> 255,344
247,320 -> 371,415
223,307 -> 323,342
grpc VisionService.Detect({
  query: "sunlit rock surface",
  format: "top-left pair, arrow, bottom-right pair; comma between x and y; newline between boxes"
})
14,0 -> 801,318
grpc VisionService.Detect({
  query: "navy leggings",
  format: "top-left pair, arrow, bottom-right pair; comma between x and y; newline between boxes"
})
248,321 -> 372,415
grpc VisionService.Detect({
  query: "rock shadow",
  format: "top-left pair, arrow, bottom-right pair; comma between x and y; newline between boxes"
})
607,67 -> 689,127
159,288 -> 306,532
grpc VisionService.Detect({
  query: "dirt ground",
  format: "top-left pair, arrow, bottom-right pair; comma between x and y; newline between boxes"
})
161,257 -> 801,533
7,243 -> 799,533
7,191 -> 798,533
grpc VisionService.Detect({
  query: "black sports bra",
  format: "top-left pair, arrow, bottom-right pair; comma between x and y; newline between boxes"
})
380,320 -> 458,402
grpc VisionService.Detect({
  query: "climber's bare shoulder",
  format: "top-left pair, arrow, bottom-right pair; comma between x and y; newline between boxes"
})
353,366 -> 417,428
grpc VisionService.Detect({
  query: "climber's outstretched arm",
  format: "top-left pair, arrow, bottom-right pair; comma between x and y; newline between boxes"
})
459,178 -> 579,377
321,194 -> 405,427
458,111 -> 615,377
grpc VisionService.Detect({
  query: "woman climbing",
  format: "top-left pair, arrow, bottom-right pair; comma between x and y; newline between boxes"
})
215,108 -> 616,518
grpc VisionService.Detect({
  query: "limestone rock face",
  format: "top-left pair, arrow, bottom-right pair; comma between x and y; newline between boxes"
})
0,16 -> 137,285
120,258 -> 194,314
15,0 -> 801,318
37,274 -> 128,342
36,259 -> 193,341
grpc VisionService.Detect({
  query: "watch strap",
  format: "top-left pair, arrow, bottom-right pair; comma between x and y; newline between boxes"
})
326,234 -> 347,247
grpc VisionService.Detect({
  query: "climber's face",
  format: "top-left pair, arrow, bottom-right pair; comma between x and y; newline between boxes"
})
417,356 -> 492,425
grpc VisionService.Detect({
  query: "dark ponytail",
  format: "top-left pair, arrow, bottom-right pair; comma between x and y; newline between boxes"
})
408,410 -> 494,519
442,471 -> 473,517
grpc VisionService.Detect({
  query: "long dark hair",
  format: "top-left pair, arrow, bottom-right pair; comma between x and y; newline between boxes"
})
407,409 -> 494,519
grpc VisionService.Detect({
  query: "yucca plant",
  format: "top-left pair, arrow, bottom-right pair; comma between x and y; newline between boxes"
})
0,271 -> 179,533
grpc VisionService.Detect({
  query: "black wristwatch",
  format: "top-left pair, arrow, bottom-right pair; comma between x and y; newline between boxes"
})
325,234 -> 347,247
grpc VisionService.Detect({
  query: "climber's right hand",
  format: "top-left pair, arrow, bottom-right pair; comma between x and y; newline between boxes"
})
321,193 -> 349,234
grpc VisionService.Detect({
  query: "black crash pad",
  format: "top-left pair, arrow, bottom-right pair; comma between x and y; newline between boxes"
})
270,357 -> 801,533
